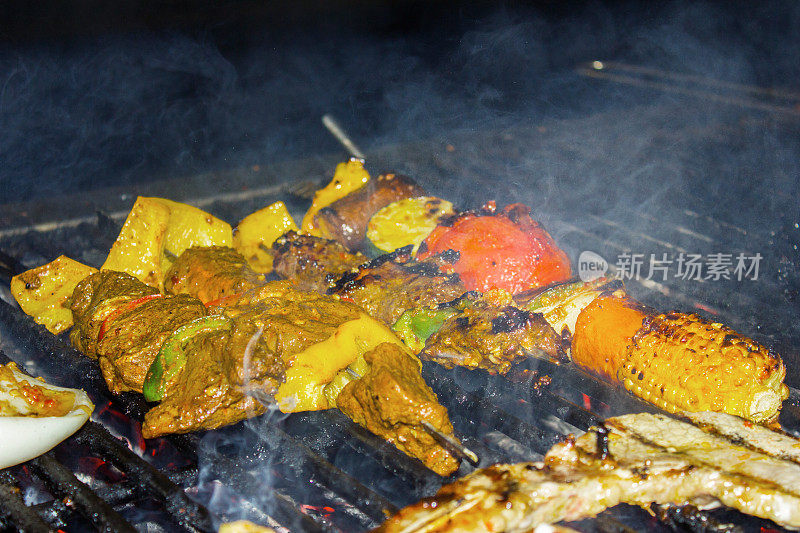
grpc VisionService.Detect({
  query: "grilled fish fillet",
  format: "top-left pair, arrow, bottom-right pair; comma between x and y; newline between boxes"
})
375,411 -> 800,532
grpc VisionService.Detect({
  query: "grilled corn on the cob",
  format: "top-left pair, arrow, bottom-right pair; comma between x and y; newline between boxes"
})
619,312 -> 788,423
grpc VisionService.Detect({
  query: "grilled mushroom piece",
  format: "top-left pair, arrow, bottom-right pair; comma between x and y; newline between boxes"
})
314,172 -> 426,251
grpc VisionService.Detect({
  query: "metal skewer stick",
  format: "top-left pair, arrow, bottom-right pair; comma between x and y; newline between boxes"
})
344,368 -> 479,465
323,117 -> 480,467
321,114 -> 366,159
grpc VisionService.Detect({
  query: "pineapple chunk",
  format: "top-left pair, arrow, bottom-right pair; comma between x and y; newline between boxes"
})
233,201 -> 298,273
11,256 -> 97,334
102,197 -> 232,288
300,158 -> 370,236
103,197 -> 170,287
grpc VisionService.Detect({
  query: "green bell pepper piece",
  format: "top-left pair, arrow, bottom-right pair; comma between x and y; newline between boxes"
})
392,307 -> 459,352
143,314 -> 231,402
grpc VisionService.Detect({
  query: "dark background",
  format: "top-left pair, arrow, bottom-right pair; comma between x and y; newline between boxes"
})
1,0 -> 798,205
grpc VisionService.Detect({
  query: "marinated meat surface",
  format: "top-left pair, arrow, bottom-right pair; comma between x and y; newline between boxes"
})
423,292 -> 568,374
376,411 -> 800,532
222,281 -> 363,391
70,270 -> 158,357
69,273 -> 462,450
70,270 -> 207,394
271,230 -> 366,292
329,248 -> 466,325
164,246 -> 264,305
336,343 -> 460,476
142,330 -> 269,438
95,294 -> 207,394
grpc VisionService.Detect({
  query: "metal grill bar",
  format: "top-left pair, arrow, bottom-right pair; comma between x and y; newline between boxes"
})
75,423 -> 215,533
181,423 -> 398,525
28,452 -> 136,533
198,450 -> 331,533
318,410 -> 442,493
0,471 -> 53,533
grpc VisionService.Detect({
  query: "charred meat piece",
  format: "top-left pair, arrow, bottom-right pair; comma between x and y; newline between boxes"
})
94,294 -> 207,395
70,271 -> 207,394
337,343 -> 460,476
142,329 -> 269,438
376,411 -> 800,532
315,172 -> 426,250
271,230 -> 366,292
164,246 -> 264,305
329,248 -> 466,325
422,292 -> 568,375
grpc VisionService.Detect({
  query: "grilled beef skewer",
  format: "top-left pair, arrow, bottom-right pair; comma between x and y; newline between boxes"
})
70,270 -> 207,394
271,230 -> 367,293
327,246 -> 466,325
68,252 -> 464,475
272,236 -> 567,373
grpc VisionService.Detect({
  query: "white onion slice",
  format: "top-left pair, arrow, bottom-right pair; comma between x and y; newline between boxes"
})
0,367 -> 94,468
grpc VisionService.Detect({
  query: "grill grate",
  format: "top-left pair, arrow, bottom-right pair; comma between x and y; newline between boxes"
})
0,117 -> 797,531
0,295 -> 788,532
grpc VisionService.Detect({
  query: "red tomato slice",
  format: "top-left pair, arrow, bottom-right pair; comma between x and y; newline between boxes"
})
418,203 -> 571,294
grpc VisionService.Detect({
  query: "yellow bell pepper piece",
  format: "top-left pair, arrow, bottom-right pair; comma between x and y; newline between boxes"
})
102,197 -> 232,288
11,255 -> 98,334
300,158 -> 370,236
233,201 -> 298,273
102,197 -> 169,287
274,313 -> 409,412
158,198 -> 232,268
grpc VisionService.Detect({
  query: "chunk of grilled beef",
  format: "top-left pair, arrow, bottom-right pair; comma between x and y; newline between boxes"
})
142,281 -> 354,437
271,230 -> 367,292
70,270 -> 207,394
70,270 -> 159,357
336,343 -> 460,476
423,292 -> 568,374
222,281 -> 361,391
329,248 -> 466,325
164,246 -> 264,305
142,329 -> 269,438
